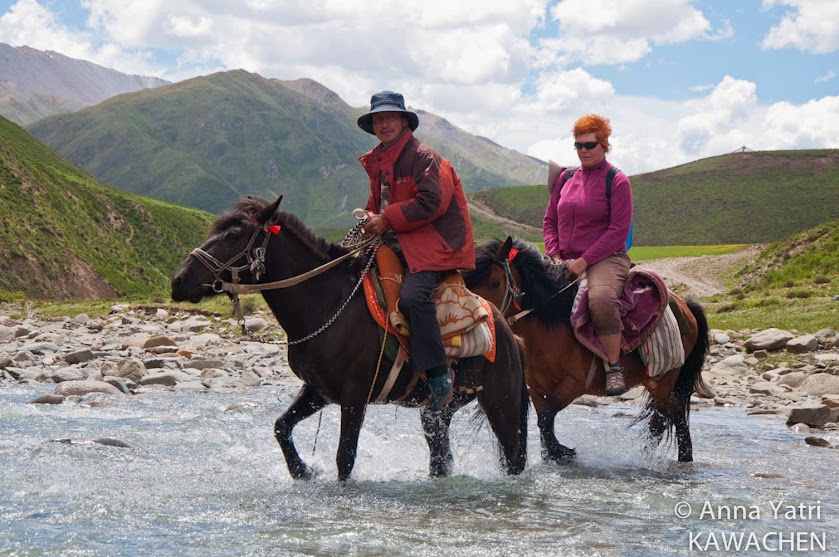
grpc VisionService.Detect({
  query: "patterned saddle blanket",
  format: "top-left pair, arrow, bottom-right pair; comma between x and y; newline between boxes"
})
362,245 -> 496,362
570,268 -> 690,378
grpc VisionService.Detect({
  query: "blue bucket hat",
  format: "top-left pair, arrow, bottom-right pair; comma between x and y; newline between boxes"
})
357,90 -> 419,135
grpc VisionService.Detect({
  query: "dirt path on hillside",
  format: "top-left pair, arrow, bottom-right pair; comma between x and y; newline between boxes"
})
633,247 -> 761,298
469,198 -> 542,236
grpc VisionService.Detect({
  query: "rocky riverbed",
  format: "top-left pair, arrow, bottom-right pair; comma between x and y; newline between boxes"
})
2,304 -> 838,445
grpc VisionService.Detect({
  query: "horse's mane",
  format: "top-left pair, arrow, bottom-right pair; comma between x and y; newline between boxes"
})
212,197 -> 352,264
469,237 -> 577,327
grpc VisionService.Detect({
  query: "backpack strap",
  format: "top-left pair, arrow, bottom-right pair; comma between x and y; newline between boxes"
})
550,166 -> 578,194
605,166 -> 619,218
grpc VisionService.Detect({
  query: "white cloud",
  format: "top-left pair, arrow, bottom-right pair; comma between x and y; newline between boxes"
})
677,76 -> 759,155
534,68 -> 615,110
1,0 -> 837,178
762,0 -> 839,54
0,0 -> 93,58
0,0 -> 161,76
542,0 -> 714,66
815,70 -> 836,83
759,96 -> 839,148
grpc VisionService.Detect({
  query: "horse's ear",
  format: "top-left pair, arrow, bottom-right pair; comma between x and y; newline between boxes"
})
495,236 -> 514,261
255,195 -> 283,224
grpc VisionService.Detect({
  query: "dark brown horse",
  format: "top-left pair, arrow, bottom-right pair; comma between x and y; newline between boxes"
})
463,237 -> 710,463
170,196 -> 528,480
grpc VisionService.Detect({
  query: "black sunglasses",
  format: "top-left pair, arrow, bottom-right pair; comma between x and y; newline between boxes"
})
574,141 -> 599,150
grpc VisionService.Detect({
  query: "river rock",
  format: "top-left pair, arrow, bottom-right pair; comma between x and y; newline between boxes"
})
797,373 -> 839,396
55,380 -> 123,397
710,330 -> 730,344
183,316 -> 211,332
143,335 -> 177,349
50,366 -> 86,383
744,328 -> 794,352
787,335 -> 818,353
804,436 -> 831,448
63,348 -> 96,365
19,341 -> 60,354
113,358 -> 148,382
30,394 -> 66,405
786,405 -> 839,428
244,317 -> 268,332
139,370 -> 194,387
709,354 -> 750,375
777,372 -> 808,389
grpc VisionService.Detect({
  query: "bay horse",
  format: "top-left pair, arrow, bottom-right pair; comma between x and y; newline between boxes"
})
462,237 -> 710,463
170,196 -> 528,480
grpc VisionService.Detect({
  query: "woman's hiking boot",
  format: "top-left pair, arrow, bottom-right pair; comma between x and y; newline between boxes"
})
605,362 -> 627,396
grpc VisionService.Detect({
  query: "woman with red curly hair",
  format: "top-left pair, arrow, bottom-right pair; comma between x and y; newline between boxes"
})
542,114 -> 633,395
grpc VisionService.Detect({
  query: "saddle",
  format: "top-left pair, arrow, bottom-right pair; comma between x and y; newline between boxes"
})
570,268 -> 692,378
362,245 -> 497,363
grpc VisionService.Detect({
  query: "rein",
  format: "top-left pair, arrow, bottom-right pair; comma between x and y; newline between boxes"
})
496,256 -> 581,326
189,216 -> 380,344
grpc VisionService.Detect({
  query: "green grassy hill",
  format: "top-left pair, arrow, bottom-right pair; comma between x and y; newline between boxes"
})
27,71 -> 544,228
0,116 -> 213,300
472,150 -> 839,246
736,218 -> 839,290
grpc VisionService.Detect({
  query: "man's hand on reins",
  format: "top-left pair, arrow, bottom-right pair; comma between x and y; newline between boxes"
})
363,211 -> 387,235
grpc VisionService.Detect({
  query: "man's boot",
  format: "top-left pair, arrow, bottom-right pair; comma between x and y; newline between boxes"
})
426,367 -> 454,410
605,362 -> 627,396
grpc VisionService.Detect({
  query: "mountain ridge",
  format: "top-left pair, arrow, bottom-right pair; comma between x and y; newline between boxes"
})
27,69 -> 546,226
0,42 -> 168,125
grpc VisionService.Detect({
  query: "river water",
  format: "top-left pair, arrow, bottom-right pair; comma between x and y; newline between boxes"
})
1,382 -> 835,556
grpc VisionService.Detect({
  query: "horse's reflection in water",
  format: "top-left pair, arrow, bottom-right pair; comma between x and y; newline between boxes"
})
171,196 -> 528,480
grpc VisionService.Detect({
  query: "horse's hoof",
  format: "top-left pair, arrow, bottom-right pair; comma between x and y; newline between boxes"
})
544,446 -> 576,463
290,465 -> 316,481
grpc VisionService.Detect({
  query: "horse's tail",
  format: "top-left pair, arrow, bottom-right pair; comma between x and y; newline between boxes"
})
675,300 -> 711,405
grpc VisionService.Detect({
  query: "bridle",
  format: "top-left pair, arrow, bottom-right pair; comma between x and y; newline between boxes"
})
494,249 -> 582,326
497,248 -> 525,316
189,223 -> 275,295
188,216 -> 379,344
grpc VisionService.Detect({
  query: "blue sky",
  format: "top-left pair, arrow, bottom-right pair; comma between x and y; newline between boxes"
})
1,0 -> 837,175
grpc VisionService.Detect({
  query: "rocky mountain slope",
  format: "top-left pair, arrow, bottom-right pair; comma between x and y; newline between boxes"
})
0,42 -> 167,125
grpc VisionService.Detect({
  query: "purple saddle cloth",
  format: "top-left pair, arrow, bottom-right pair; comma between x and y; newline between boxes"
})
570,268 -> 669,362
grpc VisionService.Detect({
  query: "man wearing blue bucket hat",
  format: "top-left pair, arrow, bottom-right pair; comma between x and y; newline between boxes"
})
358,90 -> 475,410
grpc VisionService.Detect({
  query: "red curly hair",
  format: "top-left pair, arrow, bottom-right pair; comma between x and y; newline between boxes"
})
573,114 -> 611,153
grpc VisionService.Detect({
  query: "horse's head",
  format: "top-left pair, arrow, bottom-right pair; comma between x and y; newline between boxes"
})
171,195 -> 283,303
462,236 -> 524,316
464,236 -> 577,326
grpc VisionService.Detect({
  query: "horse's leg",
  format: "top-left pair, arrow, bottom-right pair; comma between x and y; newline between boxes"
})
475,368 -> 529,474
478,392 -> 528,475
274,384 -> 329,480
674,409 -> 693,462
336,403 -> 367,481
537,400 -> 576,462
420,404 -> 458,477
